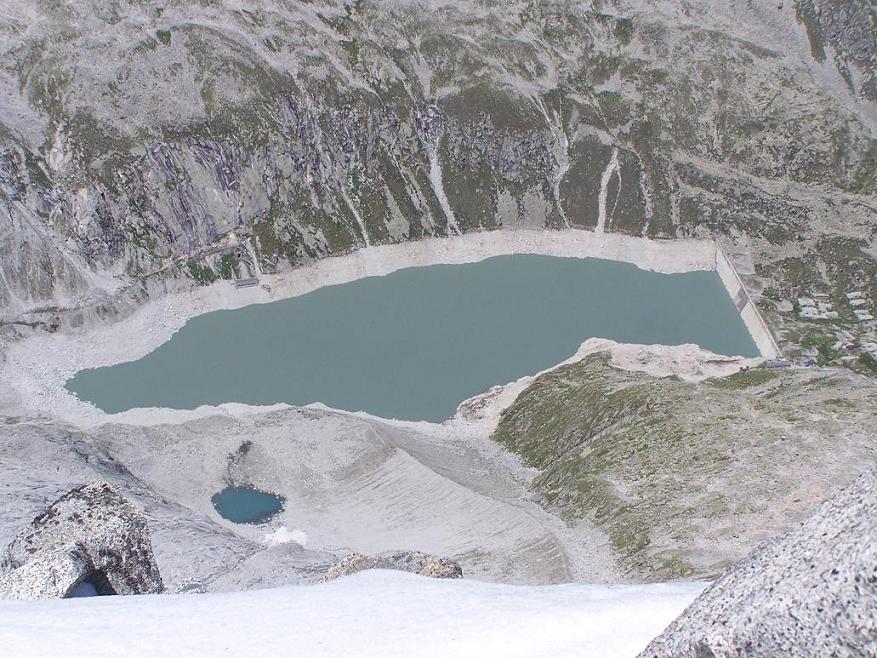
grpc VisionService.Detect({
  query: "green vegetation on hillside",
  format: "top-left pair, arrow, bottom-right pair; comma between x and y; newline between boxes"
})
493,354 -> 877,580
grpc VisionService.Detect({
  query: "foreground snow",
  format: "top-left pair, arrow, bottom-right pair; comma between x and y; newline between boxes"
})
0,570 -> 705,658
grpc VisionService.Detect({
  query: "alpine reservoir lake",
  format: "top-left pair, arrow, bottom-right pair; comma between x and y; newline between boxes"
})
67,254 -> 759,422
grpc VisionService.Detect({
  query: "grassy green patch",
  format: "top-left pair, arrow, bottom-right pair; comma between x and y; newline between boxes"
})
707,367 -> 778,390
491,350 -> 876,580
186,260 -> 217,285
794,0 -> 826,63
341,39 -> 360,66
851,140 -> 877,194
614,17 -> 634,45
854,352 -> 877,375
23,149 -> 52,188
218,253 -> 237,280
596,90 -> 631,127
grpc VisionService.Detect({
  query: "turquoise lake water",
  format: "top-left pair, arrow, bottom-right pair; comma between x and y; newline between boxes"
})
67,254 -> 758,421
211,486 -> 285,524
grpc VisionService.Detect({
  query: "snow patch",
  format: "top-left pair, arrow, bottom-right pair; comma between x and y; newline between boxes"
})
429,149 -> 461,235
340,188 -> 371,247
263,526 -> 308,547
596,147 -> 620,238
0,570 -> 705,658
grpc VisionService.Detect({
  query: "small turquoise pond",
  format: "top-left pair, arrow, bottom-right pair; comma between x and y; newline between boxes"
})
211,486 -> 285,524
67,254 -> 759,421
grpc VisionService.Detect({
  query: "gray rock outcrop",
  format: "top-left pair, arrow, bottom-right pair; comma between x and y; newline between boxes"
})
0,481 -> 164,599
794,0 -> 876,99
639,469 -> 877,658
323,551 -> 463,581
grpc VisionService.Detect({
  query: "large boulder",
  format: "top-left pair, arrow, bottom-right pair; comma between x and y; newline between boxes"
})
639,469 -> 877,657
0,481 -> 163,599
323,551 -> 463,581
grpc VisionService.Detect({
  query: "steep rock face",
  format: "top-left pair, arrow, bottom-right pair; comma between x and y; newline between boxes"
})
639,468 -> 877,657
323,551 -> 463,581
0,481 -> 163,599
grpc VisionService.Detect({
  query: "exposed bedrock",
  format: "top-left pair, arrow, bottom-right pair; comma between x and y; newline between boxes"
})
0,481 -> 163,600
639,468 -> 877,658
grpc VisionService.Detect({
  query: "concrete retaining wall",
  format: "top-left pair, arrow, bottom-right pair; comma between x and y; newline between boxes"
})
715,244 -> 780,358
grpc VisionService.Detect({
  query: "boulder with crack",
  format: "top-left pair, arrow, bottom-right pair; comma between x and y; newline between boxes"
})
0,481 -> 164,599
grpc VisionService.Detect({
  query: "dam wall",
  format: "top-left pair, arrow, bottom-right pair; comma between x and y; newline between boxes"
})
714,244 -> 780,359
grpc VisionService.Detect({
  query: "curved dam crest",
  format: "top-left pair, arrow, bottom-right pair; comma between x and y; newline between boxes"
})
66,254 -> 759,422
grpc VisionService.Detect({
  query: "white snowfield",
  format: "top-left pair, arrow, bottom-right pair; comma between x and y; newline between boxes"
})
0,571 -> 705,658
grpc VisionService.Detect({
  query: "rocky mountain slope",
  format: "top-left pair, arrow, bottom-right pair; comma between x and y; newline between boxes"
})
0,0 -> 874,370
0,1 -> 874,638
640,468 -> 876,658
493,351 -> 877,579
